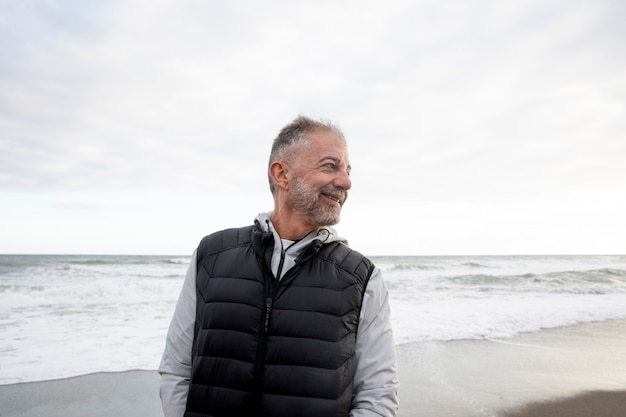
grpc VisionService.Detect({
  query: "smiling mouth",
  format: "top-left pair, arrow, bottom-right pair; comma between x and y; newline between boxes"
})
322,192 -> 344,205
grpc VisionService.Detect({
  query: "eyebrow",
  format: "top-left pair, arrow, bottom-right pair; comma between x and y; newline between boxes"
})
319,157 -> 351,173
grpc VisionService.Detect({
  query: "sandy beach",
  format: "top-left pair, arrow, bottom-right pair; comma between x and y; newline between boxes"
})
396,319 -> 626,416
0,370 -> 162,417
2,320 -> 625,417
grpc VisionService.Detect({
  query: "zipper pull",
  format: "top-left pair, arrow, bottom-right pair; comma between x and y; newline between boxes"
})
264,297 -> 273,332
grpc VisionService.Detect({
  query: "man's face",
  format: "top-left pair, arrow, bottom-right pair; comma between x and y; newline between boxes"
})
287,131 -> 352,227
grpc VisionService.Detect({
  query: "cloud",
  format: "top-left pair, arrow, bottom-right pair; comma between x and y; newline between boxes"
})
1,0 -> 624,254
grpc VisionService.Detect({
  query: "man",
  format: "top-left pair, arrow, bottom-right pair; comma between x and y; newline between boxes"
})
159,116 -> 398,417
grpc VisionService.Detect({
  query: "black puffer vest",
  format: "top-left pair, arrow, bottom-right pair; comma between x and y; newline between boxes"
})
184,224 -> 374,417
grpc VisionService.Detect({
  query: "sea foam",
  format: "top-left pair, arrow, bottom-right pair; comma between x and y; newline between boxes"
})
1,254 -> 626,384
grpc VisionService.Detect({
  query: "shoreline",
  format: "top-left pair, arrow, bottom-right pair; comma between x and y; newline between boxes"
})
503,390 -> 626,417
396,319 -> 626,416
0,370 -> 162,417
1,320 -> 625,416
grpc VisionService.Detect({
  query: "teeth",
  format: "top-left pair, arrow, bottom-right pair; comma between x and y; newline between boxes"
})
324,194 -> 341,203
321,189 -> 345,204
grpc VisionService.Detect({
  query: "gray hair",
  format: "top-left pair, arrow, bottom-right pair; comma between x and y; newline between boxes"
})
268,116 -> 345,194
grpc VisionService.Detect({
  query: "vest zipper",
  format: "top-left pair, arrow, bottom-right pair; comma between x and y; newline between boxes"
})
275,239 -> 292,280
252,265 -> 272,413
253,245 -> 285,412
264,243 -> 287,332
252,239 -> 311,412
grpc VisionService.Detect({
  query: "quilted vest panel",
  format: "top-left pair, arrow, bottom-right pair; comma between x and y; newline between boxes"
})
184,225 -> 373,417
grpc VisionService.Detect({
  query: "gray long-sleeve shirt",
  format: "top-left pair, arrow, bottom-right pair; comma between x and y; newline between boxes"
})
159,213 -> 399,417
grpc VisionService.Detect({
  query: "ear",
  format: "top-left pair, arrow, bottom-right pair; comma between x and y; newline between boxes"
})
269,161 -> 290,191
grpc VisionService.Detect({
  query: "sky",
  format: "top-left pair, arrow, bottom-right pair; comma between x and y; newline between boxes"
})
1,0 -> 625,256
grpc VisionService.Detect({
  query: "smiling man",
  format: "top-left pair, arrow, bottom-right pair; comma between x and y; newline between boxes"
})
159,116 -> 399,417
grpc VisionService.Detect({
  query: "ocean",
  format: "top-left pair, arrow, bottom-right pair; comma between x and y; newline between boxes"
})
1,254 -> 626,385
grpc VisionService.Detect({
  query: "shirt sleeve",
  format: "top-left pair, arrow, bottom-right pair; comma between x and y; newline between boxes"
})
350,267 -> 399,417
158,251 -> 197,417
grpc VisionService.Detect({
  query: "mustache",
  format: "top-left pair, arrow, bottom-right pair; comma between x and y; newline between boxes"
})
320,188 -> 347,204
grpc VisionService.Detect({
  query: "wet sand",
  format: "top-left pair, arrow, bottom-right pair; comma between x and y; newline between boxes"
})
503,390 -> 626,417
396,319 -> 626,416
0,370 -> 162,417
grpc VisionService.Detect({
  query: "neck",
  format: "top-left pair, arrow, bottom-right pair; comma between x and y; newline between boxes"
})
270,206 -> 317,241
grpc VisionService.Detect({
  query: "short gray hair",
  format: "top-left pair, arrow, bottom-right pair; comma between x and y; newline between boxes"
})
268,116 -> 345,194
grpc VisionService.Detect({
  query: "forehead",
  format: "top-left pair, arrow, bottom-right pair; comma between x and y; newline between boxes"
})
301,130 -> 349,161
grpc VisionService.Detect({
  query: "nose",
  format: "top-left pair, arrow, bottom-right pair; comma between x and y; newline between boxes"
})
334,169 -> 352,191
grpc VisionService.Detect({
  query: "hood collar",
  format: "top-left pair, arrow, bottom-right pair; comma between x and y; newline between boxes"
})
254,211 -> 348,246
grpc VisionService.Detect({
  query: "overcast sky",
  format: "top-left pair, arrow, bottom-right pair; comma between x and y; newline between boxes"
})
1,0 -> 625,256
